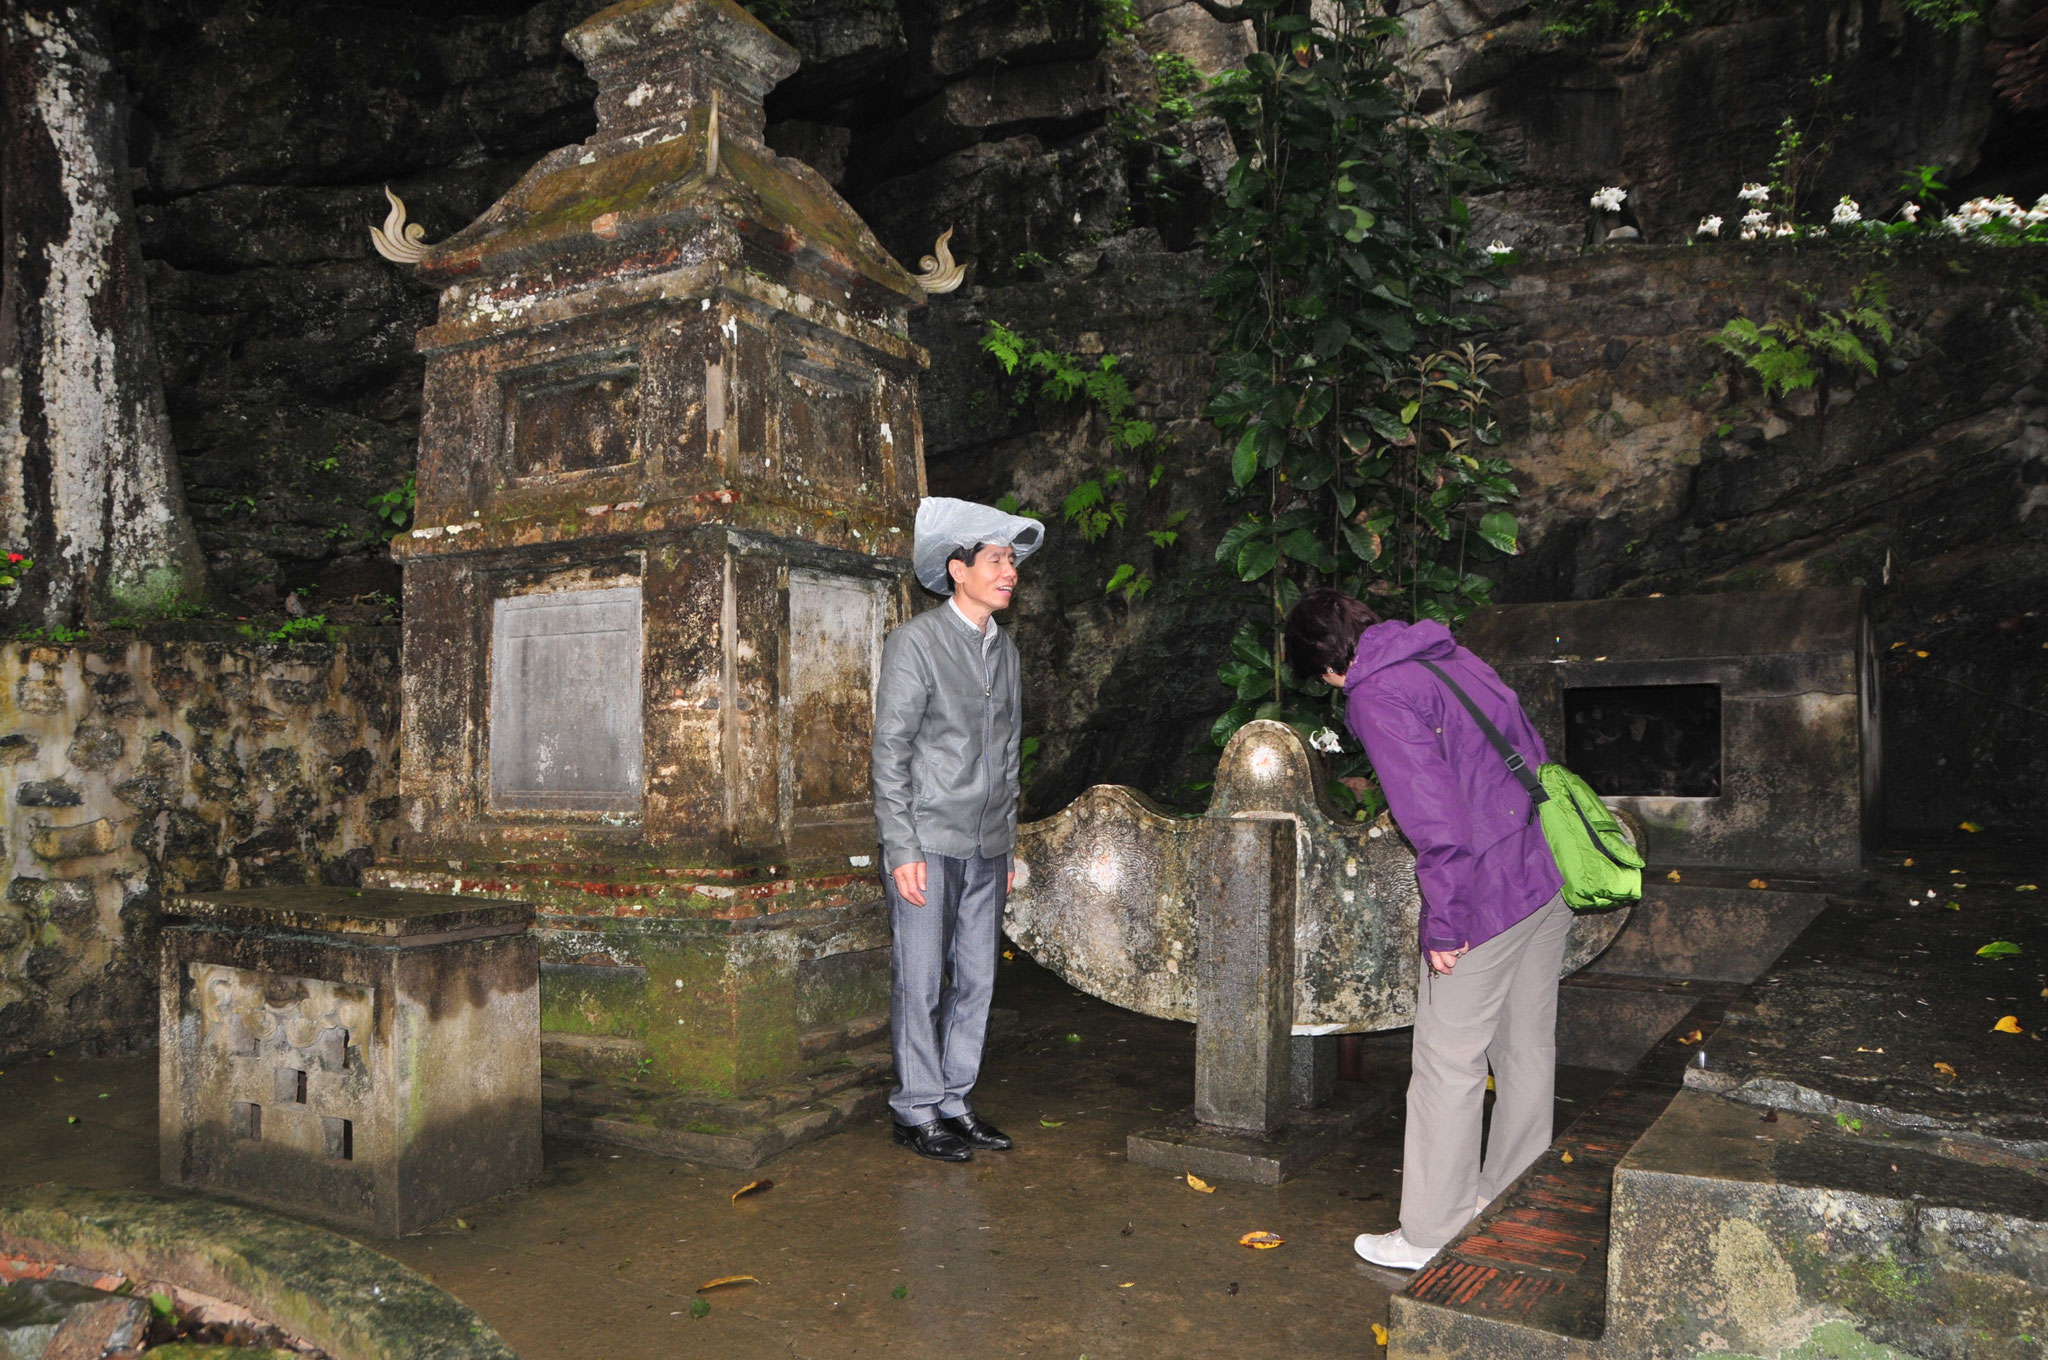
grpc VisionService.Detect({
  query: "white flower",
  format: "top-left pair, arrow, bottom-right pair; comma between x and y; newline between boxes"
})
1310,727 -> 1343,754
2026,207 -> 2048,226
1485,239 -> 1513,257
1740,208 -> 1772,232
1942,213 -> 1971,236
1899,202 -> 1921,223
1590,186 -> 1628,214
1738,183 -> 1771,203
1831,197 -> 1861,225
1773,223 -> 1797,237
1697,215 -> 1723,236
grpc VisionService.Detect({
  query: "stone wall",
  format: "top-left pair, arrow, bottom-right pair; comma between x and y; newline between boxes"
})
0,632 -> 400,1060
1482,244 -> 2048,836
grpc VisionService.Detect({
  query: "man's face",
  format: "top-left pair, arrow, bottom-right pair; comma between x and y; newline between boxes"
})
950,543 -> 1018,615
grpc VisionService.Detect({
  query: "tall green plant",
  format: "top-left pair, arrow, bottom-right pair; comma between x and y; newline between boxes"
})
1199,0 -> 1517,764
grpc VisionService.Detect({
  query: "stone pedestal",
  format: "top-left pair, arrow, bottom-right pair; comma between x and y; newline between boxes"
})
159,888 -> 540,1237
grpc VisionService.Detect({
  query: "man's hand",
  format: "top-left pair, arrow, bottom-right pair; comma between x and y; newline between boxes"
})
1427,944 -> 1470,976
1006,871 -> 1015,894
892,860 -> 928,907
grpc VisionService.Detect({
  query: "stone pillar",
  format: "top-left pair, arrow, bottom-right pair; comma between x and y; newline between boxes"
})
1192,817 -> 1294,1135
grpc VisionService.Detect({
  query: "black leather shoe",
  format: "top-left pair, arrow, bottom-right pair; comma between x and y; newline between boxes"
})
944,1111 -> 1014,1151
892,1118 -> 973,1162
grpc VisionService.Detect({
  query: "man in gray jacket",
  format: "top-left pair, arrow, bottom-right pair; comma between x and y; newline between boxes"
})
871,497 -> 1043,1161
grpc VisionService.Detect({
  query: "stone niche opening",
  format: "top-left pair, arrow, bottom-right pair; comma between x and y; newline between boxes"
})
1564,683 -> 1722,798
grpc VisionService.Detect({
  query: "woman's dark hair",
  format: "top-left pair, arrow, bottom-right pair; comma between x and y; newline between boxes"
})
1284,588 -> 1382,683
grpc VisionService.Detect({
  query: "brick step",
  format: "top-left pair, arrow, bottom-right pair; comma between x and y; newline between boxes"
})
1390,991 -> 1741,1356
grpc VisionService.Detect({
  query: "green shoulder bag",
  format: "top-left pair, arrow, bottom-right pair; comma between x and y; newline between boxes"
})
1417,660 -> 1644,910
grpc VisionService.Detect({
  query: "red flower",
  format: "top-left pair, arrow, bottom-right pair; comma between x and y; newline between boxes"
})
5,553 -> 20,563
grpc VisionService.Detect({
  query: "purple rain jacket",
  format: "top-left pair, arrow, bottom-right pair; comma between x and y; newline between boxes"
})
1340,618 -> 1564,953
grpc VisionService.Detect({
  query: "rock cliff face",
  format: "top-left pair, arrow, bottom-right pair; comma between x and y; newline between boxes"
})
53,0 -> 2048,832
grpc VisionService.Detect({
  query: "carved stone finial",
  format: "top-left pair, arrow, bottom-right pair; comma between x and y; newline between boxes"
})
706,89 -> 721,181
369,187 -> 434,265
913,228 -> 966,294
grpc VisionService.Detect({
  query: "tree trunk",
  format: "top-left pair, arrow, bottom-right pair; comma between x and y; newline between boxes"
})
1,0 -> 205,627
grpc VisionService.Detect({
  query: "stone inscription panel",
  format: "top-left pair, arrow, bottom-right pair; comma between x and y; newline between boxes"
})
504,353 -> 641,478
491,586 -> 644,811
787,571 -> 883,816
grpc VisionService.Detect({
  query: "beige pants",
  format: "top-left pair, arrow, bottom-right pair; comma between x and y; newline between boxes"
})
1400,890 -> 1571,1249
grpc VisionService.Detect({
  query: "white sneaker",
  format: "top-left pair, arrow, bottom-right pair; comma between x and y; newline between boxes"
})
1475,1192 -> 1491,1215
1353,1228 -> 1437,1270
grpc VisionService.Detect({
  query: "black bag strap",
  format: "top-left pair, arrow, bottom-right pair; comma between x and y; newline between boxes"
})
1415,659 -> 1548,806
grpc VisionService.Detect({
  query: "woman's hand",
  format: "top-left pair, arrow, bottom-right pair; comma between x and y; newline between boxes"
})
1427,945 -> 1470,976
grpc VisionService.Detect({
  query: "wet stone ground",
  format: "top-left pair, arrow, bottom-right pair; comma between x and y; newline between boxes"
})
0,955 -> 1615,1360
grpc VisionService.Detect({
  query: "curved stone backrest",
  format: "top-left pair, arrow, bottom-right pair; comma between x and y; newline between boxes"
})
1007,720 -> 1631,1032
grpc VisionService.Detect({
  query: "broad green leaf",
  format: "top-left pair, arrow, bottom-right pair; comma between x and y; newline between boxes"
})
1477,511 -> 1518,555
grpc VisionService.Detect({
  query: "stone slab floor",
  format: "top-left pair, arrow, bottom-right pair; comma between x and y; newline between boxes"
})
0,956 -> 1613,1360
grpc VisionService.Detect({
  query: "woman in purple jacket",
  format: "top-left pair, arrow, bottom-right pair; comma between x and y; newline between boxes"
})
1284,588 -> 1568,1271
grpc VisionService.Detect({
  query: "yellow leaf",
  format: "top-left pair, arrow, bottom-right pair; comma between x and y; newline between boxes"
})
1665,869 -> 1682,883
1747,878 -> 1770,890
1993,1016 -> 2025,1034
454,1218 -> 472,1231
1184,1172 -> 1216,1194
1119,1282 -> 1135,1288
1959,821 -> 1982,833
1373,1323 -> 1390,1347
697,1275 -> 759,1292
1902,858 -> 1914,867
1933,1062 -> 1957,1079
1238,1231 -> 1285,1249
1002,949 -> 1016,959
1676,1029 -> 1704,1045
730,1179 -> 774,1203
1914,650 -> 1929,658
1855,1046 -> 1884,1054
1561,1150 -> 1574,1164
2018,884 -> 2039,892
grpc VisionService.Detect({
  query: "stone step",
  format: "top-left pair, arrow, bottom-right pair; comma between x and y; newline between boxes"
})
1389,990 -> 1742,1357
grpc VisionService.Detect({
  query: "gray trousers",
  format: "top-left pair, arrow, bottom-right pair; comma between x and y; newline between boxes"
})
887,852 -> 1006,1124
1401,890 -> 1572,1248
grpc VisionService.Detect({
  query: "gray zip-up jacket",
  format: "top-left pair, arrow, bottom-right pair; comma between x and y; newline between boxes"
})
871,601 -> 1021,872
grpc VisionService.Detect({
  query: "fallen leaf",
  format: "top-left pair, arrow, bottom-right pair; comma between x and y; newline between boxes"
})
689,1297 -> 710,1320
2018,884 -> 2039,892
1944,901 -> 1961,911
66,1115 -> 78,1125
454,1218 -> 472,1231
1065,1033 -> 1083,1044
1119,1282 -> 1134,1288
730,1179 -> 774,1203
1976,941 -> 2023,959
1039,1118 -> 1065,1128
1676,1029 -> 1704,1045
1855,1046 -> 1885,1053
1933,1062 -> 1957,1079
1914,650 -> 1929,658
1902,858 -> 1915,867
1747,878 -> 1770,890
891,1284 -> 909,1300
1959,821 -> 1982,833
1373,1323 -> 1390,1347
1184,1172 -> 1216,1193
697,1275 -> 758,1292
1002,949 -> 1015,959
1238,1231 -> 1285,1249
1993,1016 -> 2025,1034
1665,869 -> 1682,883
1560,1150 -> 1574,1164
